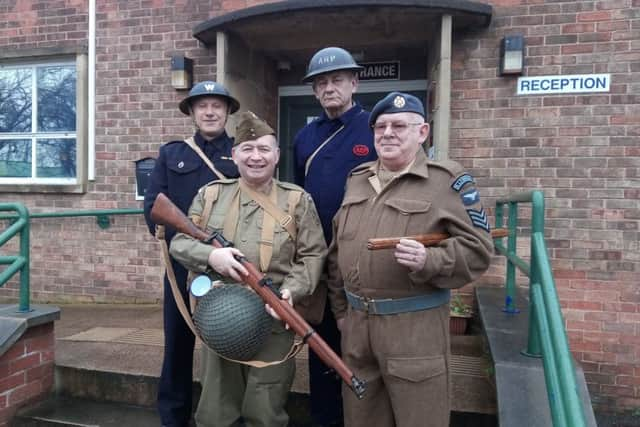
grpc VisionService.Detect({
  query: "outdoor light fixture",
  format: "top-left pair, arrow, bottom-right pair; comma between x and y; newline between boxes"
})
171,55 -> 193,90
499,35 -> 525,76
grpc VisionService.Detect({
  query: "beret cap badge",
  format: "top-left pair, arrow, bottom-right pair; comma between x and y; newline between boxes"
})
393,96 -> 406,108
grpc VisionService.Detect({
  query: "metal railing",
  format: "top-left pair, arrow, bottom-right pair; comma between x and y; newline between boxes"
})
494,190 -> 586,427
0,206 -> 143,312
0,196 -> 587,425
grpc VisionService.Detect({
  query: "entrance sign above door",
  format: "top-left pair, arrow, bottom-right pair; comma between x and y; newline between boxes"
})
517,74 -> 610,95
359,61 -> 400,81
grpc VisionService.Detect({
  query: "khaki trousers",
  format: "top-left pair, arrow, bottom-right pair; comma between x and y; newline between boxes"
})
341,304 -> 451,427
195,321 -> 295,427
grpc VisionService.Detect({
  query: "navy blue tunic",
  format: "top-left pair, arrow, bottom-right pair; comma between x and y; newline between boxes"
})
293,103 -> 376,244
293,103 -> 375,426
144,131 -> 239,241
143,131 -> 238,427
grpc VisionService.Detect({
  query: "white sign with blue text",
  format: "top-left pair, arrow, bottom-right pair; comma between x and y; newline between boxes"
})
517,74 -> 610,95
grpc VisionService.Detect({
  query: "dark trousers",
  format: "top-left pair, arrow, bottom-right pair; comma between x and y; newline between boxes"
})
158,262 -> 195,427
308,302 -> 343,426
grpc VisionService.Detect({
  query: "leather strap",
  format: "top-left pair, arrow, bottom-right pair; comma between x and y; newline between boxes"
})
304,124 -> 345,177
222,186 -> 241,242
239,180 -> 297,239
156,225 -> 199,336
184,136 -> 227,180
259,186 -> 277,272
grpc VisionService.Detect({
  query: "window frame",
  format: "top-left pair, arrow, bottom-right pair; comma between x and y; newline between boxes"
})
0,49 -> 87,193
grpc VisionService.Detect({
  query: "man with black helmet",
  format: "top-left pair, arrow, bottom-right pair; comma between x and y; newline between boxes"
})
144,81 -> 240,427
293,46 -> 377,427
170,111 -> 327,427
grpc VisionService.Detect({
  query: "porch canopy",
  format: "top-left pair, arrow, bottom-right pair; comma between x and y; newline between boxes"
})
193,0 -> 492,69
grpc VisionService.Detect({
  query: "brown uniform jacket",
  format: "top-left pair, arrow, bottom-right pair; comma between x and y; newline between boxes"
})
170,179 -> 327,304
327,148 -> 494,319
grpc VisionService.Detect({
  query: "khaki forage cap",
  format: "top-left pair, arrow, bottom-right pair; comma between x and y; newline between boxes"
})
234,111 -> 275,146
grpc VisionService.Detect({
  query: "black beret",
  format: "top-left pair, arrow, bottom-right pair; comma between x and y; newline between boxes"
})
369,92 -> 426,127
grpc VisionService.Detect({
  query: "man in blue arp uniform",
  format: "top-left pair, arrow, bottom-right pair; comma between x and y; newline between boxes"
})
143,81 -> 240,427
293,47 -> 376,427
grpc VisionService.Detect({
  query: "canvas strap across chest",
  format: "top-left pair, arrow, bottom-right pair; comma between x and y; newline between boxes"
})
222,181 -> 299,272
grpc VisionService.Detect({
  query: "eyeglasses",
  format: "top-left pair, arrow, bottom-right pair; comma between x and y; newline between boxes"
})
372,121 -> 423,135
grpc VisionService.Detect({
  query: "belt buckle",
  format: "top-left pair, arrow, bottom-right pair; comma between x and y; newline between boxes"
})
362,296 -> 376,314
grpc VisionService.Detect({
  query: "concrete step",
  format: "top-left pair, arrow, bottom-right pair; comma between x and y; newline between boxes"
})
11,395 -> 159,427
41,304 -> 496,425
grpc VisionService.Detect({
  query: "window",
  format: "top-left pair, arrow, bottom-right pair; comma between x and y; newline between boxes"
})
0,58 -> 84,189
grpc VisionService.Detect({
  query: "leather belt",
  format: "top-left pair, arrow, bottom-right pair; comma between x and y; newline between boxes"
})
345,289 -> 450,315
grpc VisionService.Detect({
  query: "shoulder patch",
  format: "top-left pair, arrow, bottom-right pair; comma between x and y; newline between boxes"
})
460,187 -> 481,206
451,173 -> 475,192
467,208 -> 490,232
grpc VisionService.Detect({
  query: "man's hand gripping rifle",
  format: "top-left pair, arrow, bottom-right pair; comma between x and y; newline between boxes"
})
150,192 -> 366,399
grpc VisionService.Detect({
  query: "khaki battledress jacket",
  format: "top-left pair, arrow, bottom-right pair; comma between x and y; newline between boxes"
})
327,148 -> 494,427
171,178 -> 326,303
170,178 -> 327,427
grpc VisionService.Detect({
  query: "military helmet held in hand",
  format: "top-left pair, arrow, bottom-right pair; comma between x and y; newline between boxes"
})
193,282 -> 271,361
178,81 -> 240,115
302,47 -> 363,83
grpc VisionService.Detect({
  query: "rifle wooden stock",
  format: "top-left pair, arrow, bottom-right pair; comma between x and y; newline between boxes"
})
150,192 -> 365,399
367,228 -> 509,250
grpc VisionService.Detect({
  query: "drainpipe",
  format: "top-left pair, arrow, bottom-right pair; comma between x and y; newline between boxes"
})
432,14 -> 452,161
88,0 -> 96,180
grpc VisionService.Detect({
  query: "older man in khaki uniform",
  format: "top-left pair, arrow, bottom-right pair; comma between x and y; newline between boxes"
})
327,92 -> 494,427
171,111 -> 327,427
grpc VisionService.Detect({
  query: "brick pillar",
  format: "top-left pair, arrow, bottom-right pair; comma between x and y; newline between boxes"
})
0,322 -> 56,427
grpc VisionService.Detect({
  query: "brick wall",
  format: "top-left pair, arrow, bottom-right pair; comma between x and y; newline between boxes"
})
454,0 -> 640,413
0,323 -> 56,426
0,0 -> 637,415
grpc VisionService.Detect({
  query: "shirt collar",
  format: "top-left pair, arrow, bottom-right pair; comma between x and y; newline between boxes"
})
318,102 -> 364,126
195,131 -> 231,153
368,147 -> 430,180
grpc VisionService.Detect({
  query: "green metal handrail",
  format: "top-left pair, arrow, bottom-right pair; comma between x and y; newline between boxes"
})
494,190 -> 586,427
0,203 -> 30,312
0,206 -> 143,312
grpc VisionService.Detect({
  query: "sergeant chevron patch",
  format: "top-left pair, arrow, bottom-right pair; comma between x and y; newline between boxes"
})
467,208 -> 490,232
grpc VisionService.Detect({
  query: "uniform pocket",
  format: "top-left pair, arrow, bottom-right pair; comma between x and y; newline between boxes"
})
338,195 -> 370,240
167,158 -> 200,175
386,355 -> 445,382
384,198 -> 432,235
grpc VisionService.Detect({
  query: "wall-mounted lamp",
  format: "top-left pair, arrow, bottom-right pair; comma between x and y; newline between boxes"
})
171,55 -> 193,90
499,35 -> 525,76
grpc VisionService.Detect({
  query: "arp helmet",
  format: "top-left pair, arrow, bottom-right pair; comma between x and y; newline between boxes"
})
178,81 -> 240,115
192,283 -> 271,361
302,47 -> 363,83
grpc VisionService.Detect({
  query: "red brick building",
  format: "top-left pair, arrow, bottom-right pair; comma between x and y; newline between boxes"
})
0,0 -> 637,417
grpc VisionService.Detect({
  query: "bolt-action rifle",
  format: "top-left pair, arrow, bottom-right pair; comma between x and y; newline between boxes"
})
150,192 -> 366,399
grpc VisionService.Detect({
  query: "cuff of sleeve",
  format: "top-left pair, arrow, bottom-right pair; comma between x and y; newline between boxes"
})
408,247 -> 442,285
191,244 -> 216,273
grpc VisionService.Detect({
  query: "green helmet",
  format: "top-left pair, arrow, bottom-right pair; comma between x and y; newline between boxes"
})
302,47 -> 363,83
193,283 -> 271,361
178,81 -> 240,115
